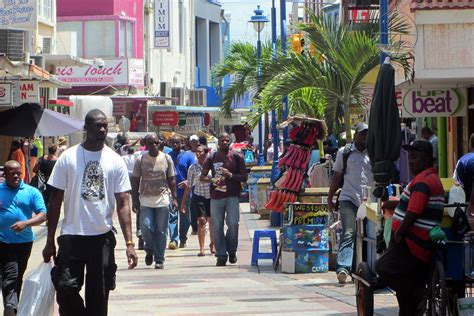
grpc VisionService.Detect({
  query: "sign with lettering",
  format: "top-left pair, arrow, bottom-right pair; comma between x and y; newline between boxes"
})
0,0 -> 38,30
0,83 -> 12,105
152,111 -> 178,126
12,80 -> 39,104
176,113 -> 203,133
56,59 -> 144,86
154,0 -> 170,48
402,88 -> 466,118
283,203 -> 329,226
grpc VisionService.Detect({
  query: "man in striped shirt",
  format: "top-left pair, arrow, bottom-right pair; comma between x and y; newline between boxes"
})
376,139 -> 444,316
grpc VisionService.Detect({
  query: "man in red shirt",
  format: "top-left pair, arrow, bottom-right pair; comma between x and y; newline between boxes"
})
376,139 -> 444,316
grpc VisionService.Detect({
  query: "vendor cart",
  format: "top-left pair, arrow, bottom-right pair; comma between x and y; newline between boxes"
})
353,197 -> 474,316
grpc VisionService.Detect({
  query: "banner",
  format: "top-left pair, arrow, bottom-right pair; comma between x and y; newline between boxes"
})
154,0 -> 170,48
0,0 -> 38,30
401,88 -> 467,118
11,81 -> 39,105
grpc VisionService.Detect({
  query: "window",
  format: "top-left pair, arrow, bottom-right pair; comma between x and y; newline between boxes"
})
118,20 -> 135,57
43,0 -> 51,20
119,20 -> 126,57
84,21 -> 115,58
126,21 -> 133,57
57,21 -> 83,57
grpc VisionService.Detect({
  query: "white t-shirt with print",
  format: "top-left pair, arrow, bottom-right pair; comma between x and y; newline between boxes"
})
48,144 -> 131,236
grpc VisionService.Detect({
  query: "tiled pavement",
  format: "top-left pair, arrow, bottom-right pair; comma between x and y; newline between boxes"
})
15,203 -> 399,315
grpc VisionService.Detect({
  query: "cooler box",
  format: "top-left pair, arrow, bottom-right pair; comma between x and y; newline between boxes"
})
282,249 -> 329,273
248,166 -> 272,213
282,225 -> 329,251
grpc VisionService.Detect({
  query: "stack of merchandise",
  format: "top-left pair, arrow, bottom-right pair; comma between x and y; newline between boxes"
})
281,203 -> 329,273
265,119 -> 326,212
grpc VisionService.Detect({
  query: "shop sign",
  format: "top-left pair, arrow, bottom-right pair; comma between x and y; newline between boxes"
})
0,83 -> 12,105
56,59 -> 144,87
11,81 -> 39,104
154,0 -> 170,48
113,103 -> 127,116
402,88 -> 466,118
0,0 -> 38,30
152,111 -> 178,126
176,113 -> 203,133
283,203 -> 329,226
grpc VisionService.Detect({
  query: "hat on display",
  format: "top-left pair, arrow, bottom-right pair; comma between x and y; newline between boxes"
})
189,135 -> 199,142
354,123 -> 369,133
402,139 -> 433,155
58,137 -> 67,145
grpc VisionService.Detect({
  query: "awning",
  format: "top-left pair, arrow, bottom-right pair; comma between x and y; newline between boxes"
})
110,95 -> 178,102
44,54 -> 93,68
49,99 -> 74,107
396,77 -> 474,90
148,105 -> 222,112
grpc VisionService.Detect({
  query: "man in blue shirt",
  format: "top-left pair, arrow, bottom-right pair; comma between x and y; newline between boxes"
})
167,135 -> 183,250
454,133 -> 474,215
0,160 -> 47,315
176,135 -> 199,248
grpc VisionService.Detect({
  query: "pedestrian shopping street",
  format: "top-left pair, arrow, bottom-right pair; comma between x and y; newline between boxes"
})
16,203 -> 398,316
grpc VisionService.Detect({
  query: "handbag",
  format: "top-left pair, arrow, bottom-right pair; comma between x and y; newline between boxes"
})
30,172 -> 46,192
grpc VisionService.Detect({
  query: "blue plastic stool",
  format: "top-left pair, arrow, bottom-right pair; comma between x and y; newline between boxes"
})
251,230 -> 278,266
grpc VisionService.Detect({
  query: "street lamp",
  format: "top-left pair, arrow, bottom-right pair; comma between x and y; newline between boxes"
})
249,5 -> 269,166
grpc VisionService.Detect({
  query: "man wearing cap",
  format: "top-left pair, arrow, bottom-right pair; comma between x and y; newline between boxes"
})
376,139 -> 444,315
174,135 -> 199,247
57,137 -> 68,157
328,123 -> 373,284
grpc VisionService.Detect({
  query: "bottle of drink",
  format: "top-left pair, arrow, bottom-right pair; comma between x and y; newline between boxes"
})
448,183 -> 466,217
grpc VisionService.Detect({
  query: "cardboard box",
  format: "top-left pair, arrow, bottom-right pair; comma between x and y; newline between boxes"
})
282,249 -> 329,273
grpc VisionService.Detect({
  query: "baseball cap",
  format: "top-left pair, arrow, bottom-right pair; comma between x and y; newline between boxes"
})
189,135 -> 199,142
402,139 -> 433,155
354,123 -> 368,133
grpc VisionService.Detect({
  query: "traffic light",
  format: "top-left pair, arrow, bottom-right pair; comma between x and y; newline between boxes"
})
290,34 -> 304,54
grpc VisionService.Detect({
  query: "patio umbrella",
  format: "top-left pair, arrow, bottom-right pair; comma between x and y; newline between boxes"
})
367,60 -> 402,199
0,103 -> 84,137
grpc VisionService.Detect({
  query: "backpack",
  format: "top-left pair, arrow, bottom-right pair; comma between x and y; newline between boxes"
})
243,149 -> 255,164
338,143 -> 353,188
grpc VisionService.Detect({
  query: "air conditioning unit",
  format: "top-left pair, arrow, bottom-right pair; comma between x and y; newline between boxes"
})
188,89 -> 207,107
42,36 -> 54,54
171,87 -> 185,105
159,82 -> 172,104
29,55 -> 45,68
0,29 -> 26,61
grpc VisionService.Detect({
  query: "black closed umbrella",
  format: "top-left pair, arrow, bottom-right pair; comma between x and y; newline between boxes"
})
0,103 -> 83,137
367,61 -> 402,199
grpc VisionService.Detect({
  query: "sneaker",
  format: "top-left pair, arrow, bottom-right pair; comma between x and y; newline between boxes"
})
337,270 -> 348,284
168,241 -> 177,250
229,254 -> 238,264
216,259 -> 227,266
179,241 -> 186,248
145,254 -> 153,266
155,262 -> 164,269
138,237 -> 144,250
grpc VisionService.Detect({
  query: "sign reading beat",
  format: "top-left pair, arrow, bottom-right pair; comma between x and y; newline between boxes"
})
402,88 -> 466,118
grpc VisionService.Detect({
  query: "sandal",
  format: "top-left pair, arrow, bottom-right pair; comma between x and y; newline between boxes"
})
197,252 -> 205,257
209,243 -> 215,254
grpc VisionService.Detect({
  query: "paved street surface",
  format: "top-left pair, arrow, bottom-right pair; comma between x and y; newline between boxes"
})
19,203 -> 399,315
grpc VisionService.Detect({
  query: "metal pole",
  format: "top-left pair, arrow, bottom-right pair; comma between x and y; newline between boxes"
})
270,0 -> 279,181
280,0 -> 289,141
380,0 -> 389,64
437,117 -> 447,177
257,30 -> 265,166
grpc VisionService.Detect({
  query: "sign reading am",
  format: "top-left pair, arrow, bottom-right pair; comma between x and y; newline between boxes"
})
402,88 -> 466,118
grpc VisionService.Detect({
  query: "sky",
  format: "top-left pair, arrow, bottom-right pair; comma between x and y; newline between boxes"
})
220,0 -> 294,44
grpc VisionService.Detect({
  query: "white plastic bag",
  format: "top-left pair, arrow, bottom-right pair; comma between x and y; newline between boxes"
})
18,262 -> 55,316
448,183 -> 466,217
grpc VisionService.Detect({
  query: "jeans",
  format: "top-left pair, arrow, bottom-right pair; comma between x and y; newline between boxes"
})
336,200 -> 358,274
0,243 -> 18,311
179,198 -> 191,243
140,206 -> 169,263
51,232 -> 116,316
168,208 -> 179,244
211,196 -> 240,260
10,242 -> 32,299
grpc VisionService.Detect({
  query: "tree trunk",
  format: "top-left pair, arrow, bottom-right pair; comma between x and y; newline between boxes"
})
344,104 -> 352,143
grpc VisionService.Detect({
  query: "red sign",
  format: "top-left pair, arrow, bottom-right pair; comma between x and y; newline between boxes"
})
152,111 -> 178,126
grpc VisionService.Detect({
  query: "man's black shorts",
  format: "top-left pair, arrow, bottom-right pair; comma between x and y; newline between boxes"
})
191,194 -> 211,218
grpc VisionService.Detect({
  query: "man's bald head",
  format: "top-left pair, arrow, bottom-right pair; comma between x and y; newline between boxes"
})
85,109 -> 107,127
4,160 -> 20,171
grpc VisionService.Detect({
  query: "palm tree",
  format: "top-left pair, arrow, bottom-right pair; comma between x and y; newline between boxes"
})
252,12 -> 414,140
212,40 -> 276,117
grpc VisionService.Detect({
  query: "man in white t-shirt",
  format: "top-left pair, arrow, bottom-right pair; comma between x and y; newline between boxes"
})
42,109 -> 138,316
131,133 -> 178,269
